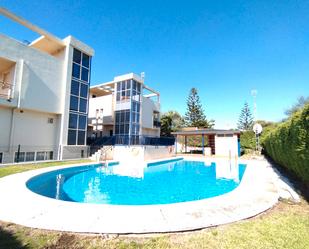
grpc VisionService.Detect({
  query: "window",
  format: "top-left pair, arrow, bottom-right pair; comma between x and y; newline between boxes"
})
70,96 -> 79,111
80,83 -> 88,98
14,152 -> 25,163
36,152 -> 45,161
48,151 -> 53,160
72,63 -> 80,79
69,113 -> 78,129
78,115 -> 87,130
0,152 -> 3,163
82,54 -> 90,68
25,152 -> 35,162
68,48 -> 91,146
77,131 -> 85,145
79,98 -> 87,113
71,80 -> 80,95
73,49 -> 81,64
81,67 -> 89,82
68,130 -> 77,145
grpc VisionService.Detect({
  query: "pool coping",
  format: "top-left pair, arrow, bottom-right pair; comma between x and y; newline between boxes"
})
0,157 -> 280,233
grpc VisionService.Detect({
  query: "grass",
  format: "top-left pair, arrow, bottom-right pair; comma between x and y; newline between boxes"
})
0,159 -> 308,248
0,159 -> 91,178
0,200 -> 308,249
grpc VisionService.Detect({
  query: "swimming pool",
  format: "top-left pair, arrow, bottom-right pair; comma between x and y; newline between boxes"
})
26,158 -> 246,205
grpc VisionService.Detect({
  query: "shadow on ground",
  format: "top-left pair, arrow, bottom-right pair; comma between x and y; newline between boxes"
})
0,226 -> 27,249
264,155 -> 309,202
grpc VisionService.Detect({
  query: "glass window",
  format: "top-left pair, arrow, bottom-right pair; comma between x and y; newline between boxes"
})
137,82 -> 141,93
117,82 -> 121,91
71,80 -> 79,96
124,124 -> 129,134
69,113 -> 78,129
120,112 -> 125,123
82,53 -> 90,68
81,67 -> 89,82
115,112 -> 120,123
127,80 -> 131,89
79,98 -> 87,113
115,125 -> 120,134
0,152 -> 2,164
126,90 -> 130,97
36,152 -> 46,161
68,129 -> 77,145
72,63 -> 80,79
80,83 -> 88,98
48,151 -> 53,160
78,115 -> 87,130
14,152 -> 25,162
25,152 -> 35,162
136,103 -> 140,112
132,102 -> 136,112
116,92 -> 120,101
73,49 -> 81,64
125,111 -> 130,122
133,80 -> 136,90
70,96 -> 79,111
121,81 -> 126,91
77,131 -> 85,145
120,124 -> 124,134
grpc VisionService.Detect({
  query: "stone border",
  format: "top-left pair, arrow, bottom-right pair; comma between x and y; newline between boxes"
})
0,157 -> 280,233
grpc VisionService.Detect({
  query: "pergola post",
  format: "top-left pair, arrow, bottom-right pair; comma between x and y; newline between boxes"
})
185,135 -> 187,153
174,135 -> 177,155
202,134 -> 205,155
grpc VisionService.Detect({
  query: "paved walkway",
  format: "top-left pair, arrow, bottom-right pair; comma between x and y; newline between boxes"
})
0,157 -> 289,233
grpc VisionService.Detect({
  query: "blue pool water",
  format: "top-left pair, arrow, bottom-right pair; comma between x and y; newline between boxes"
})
26,159 -> 246,205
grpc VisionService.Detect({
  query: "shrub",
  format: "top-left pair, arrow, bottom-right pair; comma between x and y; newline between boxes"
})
240,131 -> 256,152
262,103 -> 309,185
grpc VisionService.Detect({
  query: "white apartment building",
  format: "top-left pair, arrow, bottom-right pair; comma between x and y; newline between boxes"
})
88,73 -> 161,144
0,8 -> 94,164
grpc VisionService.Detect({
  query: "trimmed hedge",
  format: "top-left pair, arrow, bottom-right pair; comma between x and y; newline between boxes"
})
240,131 -> 256,151
262,103 -> 309,184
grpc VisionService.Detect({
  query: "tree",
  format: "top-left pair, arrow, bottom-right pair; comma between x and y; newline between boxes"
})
285,96 -> 309,117
160,111 -> 184,136
184,88 -> 214,128
237,102 -> 254,130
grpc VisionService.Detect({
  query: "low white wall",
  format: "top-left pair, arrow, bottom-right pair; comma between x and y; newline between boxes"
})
62,145 -> 88,160
113,145 -> 174,163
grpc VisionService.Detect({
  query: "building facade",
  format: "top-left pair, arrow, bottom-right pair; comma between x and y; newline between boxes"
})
88,73 -> 161,145
0,8 -> 94,164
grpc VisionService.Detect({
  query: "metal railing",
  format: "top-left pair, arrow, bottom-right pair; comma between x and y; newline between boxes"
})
88,135 -> 175,146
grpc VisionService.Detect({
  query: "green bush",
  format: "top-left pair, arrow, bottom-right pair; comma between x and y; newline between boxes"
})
262,103 -> 309,184
240,131 -> 256,151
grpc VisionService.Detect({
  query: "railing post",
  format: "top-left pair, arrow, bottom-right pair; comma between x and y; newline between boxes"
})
16,144 -> 20,163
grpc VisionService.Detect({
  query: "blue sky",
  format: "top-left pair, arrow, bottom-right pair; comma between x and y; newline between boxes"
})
1,0 -> 309,128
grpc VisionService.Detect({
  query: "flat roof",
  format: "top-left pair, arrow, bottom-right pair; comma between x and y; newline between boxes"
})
171,129 -> 241,136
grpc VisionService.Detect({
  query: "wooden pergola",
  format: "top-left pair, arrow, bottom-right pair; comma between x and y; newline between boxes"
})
171,129 -> 241,156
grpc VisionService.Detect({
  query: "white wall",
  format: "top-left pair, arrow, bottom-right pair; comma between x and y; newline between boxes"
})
113,145 -> 174,163
0,34 -> 65,114
215,135 -> 238,157
88,95 -> 114,119
141,96 -> 160,129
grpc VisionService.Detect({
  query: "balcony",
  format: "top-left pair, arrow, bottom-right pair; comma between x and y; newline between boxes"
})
0,57 -> 16,100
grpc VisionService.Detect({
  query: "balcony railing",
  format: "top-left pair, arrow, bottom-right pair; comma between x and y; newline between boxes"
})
0,80 -> 13,100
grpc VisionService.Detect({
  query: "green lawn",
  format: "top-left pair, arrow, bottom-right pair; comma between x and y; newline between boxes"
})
0,159 -> 91,178
0,160 -> 308,249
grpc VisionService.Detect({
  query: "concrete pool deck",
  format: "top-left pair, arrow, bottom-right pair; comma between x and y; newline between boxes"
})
0,157 -> 298,233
